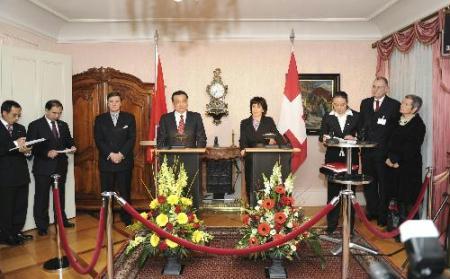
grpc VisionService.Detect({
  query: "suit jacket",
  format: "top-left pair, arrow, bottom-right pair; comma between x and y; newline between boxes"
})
0,122 -> 30,187
359,96 -> 400,159
27,117 -> 75,176
319,110 -> 360,163
94,111 -> 136,172
157,111 -> 207,148
239,116 -> 284,149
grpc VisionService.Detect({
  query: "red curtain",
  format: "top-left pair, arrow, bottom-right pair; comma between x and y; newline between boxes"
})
375,11 -> 442,77
374,10 -> 450,231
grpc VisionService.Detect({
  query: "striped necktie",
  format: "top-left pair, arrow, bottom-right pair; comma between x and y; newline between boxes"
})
178,115 -> 185,134
7,124 -> 13,136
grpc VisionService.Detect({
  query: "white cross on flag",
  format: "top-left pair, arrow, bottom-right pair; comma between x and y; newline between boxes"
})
277,52 -> 307,173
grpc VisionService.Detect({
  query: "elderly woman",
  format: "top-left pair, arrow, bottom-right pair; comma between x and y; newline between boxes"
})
385,95 -> 425,225
319,91 -> 360,234
239,96 -> 285,202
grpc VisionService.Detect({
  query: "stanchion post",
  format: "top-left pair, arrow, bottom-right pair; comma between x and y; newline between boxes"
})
101,191 -> 116,279
43,174 -> 69,272
427,167 -> 434,219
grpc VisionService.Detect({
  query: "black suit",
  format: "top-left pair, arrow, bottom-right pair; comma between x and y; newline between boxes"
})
0,121 -> 30,240
359,96 -> 400,223
239,116 -> 285,200
94,111 -> 136,224
319,110 -> 360,232
157,111 -> 207,148
27,117 -> 75,230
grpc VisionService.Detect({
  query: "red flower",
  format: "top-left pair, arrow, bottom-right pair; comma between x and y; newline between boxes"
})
275,185 -> 286,195
166,223 -> 174,232
175,205 -> 182,213
242,214 -> 250,225
192,223 -> 200,229
159,241 -> 168,251
249,236 -> 259,246
274,212 -> 287,225
257,222 -> 271,236
157,195 -> 166,204
188,213 -> 195,222
262,199 -> 275,210
281,196 -> 293,206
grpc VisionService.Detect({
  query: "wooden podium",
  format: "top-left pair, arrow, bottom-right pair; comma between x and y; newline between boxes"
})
155,148 -> 206,209
244,148 -> 298,207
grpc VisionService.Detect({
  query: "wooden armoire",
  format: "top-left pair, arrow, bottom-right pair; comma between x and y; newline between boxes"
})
72,67 -> 153,210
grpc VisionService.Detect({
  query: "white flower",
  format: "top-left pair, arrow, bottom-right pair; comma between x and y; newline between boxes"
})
270,229 -> 276,236
290,245 -> 297,251
287,222 -> 293,228
294,212 -> 299,218
254,206 -> 260,211
257,200 -> 262,205
251,228 -> 257,235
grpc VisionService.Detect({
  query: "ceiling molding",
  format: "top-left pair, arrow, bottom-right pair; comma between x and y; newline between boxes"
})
367,0 -> 400,20
28,0 -> 70,21
66,17 -> 371,23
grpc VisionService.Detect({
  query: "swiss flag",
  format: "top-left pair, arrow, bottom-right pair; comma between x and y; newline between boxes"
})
146,56 -> 167,163
277,52 -> 307,173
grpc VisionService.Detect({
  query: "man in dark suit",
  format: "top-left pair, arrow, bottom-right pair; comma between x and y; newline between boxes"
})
94,91 -> 136,225
0,100 -> 33,245
157,90 -> 207,148
27,100 -> 76,236
359,77 -> 400,226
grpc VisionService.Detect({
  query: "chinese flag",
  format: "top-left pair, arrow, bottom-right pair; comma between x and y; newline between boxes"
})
146,56 -> 167,163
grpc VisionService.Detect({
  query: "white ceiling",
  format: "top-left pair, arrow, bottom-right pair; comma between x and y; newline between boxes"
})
0,0 -> 448,42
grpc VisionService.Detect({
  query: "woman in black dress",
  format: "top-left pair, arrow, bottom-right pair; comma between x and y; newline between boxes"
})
319,91 -> 360,234
239,97 -> 285,201
385,95 -> 425,224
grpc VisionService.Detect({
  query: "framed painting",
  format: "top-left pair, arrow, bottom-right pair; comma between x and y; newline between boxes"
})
299,73 -> 340,135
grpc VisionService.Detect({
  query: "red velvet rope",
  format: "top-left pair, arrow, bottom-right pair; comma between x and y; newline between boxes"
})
352,175 -> 430,239
53,188 -> 106,274
122,202 -> 335,255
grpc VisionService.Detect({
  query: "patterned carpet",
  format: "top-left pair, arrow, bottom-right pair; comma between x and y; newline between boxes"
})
108,228 -> 401,279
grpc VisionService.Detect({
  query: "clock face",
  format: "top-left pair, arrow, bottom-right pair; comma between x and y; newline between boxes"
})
210,83 -> 225,98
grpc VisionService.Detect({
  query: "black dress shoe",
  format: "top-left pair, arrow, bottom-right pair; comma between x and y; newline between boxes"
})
366,213 -> 378,221
17,233 -> 33,241
377,219 -> 387,227
0,235 -> 23,246
38,229 -> 48,236
63,221 -> 75,228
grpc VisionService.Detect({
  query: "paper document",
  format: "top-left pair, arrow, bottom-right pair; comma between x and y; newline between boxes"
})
56,149 -> 74,154
9,138 -> 46,151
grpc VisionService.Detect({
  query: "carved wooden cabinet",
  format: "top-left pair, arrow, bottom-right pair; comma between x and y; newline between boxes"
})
72,67 -> 153,210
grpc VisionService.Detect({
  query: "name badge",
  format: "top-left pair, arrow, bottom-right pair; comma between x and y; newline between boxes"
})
377,116 -> 386,126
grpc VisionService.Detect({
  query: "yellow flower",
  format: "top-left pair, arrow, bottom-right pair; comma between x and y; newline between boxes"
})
140,212 -> 148,219
149,199 -> 159,209
150,234 -> 160,247
156,213 -> 169,227
192,230 -> 204,243
166,239 -> 178,248
177,213 -> 188,225
167,195 -> 179,205
180,197 -> 192,206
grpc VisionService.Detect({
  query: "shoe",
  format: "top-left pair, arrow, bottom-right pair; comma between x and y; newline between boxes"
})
0,235 -> 23,246
377,219 -> 387,227
63,221 -> 75,228
38,229 -> 48,236
325,227 -> 336,236
16,232 -> 33,241
122,219 -> 132,226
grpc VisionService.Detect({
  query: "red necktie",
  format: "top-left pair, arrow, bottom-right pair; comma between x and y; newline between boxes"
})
178,115 -> 185,135
7,124 -> 13,136
51,121 -> 59,138
375,100 -> 380,112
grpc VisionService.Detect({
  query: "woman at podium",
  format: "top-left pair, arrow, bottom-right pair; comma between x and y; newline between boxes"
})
319,91 -> 360,234
239,96 -> 285,202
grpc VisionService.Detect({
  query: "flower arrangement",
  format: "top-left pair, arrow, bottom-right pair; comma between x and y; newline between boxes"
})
237,162 -> 322,261
125,156 -> 213,267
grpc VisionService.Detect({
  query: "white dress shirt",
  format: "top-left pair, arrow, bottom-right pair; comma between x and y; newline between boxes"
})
329,109 -> 353,133
373,95 -> 385,111
175,111 -> 187,128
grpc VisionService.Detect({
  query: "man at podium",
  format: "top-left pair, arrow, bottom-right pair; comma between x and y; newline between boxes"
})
157,90 -> 207,148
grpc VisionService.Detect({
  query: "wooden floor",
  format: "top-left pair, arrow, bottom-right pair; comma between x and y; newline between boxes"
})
0,207 -> 407,278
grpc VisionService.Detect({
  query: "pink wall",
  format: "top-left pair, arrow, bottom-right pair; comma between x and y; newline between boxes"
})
0,22 -> 377,205
59,40 -> 376,205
